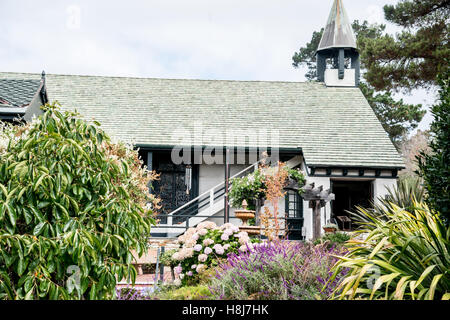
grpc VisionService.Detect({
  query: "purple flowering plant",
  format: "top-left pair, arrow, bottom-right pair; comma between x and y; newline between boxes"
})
209,240 -> 348,300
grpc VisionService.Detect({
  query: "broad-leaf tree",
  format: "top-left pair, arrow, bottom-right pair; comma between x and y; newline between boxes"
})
292,20 -> 425,147
0,105 -> 157,299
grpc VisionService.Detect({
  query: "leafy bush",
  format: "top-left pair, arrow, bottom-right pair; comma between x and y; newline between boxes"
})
229,169 -> 266,210
417,68 -> 450,224
0,106 -> 156,299
171,222 -> 258,285
209,241 -> 347,300
160,249 -> 178,268
155,285 -> 212,300
329,201 -> 450,300
313,232 -> 350,248
286,168 -> 306,195
229,165 -> 306,210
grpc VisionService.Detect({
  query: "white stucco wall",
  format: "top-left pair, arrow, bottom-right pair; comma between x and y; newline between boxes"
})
373,178 -> 397,204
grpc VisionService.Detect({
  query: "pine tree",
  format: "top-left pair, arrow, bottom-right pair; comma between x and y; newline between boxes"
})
362,0 -> 450,92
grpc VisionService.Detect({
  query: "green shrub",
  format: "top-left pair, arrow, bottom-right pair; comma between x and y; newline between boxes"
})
313,232 -> 350,248
229,166 -> 306,209
229,169 -> 266,210
159,249 -> 178,268
417,68 -> 450,224
0,105 -> 156,299
157,285 -> 212,300
329,201 -> 450,300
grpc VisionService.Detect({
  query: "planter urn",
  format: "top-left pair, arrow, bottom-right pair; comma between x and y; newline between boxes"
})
234,200 -> 261,236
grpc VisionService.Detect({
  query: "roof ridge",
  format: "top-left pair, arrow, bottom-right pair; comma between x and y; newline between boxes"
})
0,71 -> 321,85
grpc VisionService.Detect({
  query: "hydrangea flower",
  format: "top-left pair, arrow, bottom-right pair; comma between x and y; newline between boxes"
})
204,247 -> 213,255
193,244 -> 202,252
213,244 -> 224,255
198,254 -> 208,262
203,238 -> 214,246
174,265 -> 182,274
196,264 -> 207,273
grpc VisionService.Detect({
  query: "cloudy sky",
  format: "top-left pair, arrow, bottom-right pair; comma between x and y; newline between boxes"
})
0,0 -> 435,130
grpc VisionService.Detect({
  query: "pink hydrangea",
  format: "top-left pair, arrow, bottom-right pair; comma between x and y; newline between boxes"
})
239,245 -> 248,252
174,265 -> 182,274
220,223 -> 234,230
193,244 -> 202,252
213,244 -> 224,255
196,264 -> 207,273
197,221 -> 217,230
221,233 -> 229,241
197,228 -> 208,236
198,254 -> 208,262
203,238 -> 214,246
187,271 -> 193,276
204,247 -> 213,255
231,225 -> 240,233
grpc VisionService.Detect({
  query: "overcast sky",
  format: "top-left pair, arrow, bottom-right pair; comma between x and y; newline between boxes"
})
0,0 -> 435,131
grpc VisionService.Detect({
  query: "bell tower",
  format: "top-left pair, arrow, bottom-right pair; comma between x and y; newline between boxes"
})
316,0 -> 360,87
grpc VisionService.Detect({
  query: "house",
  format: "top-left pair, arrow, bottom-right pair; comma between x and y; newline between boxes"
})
0,71 -> 48,122
0,0 -> 404,240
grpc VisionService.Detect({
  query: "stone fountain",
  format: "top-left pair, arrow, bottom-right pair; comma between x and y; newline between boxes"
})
234,200 -> 261,236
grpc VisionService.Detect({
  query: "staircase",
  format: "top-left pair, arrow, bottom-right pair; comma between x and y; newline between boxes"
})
150,156 -> 302,238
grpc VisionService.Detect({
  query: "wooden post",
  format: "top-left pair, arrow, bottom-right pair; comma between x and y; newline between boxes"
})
310,200 -> 322,240
224,148 -> 230,223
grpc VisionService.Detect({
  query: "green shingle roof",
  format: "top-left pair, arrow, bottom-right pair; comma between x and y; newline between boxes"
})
0,79 -> 41,107
0,72 -> 404,168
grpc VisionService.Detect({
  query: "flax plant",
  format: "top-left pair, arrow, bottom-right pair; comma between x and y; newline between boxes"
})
328,201 -> 450,300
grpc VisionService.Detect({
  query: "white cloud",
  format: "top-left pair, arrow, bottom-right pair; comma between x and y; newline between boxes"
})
365,5 -> 384,24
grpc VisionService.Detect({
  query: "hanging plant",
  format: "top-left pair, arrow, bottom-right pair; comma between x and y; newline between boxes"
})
285,167 -> 306,195
229,165 -> 307,210
229,170 -> 266,210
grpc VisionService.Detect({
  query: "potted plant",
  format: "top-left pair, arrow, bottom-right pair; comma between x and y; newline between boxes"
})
229,169 -> 266,210
285,168 -> 306,194
323,223 -> 338,233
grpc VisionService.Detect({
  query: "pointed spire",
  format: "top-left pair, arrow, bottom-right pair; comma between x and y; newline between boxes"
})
317,0 -> 357,51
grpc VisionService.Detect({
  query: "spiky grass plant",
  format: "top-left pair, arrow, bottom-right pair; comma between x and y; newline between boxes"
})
328,201 -> 449,300
352,176 -> 425,228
